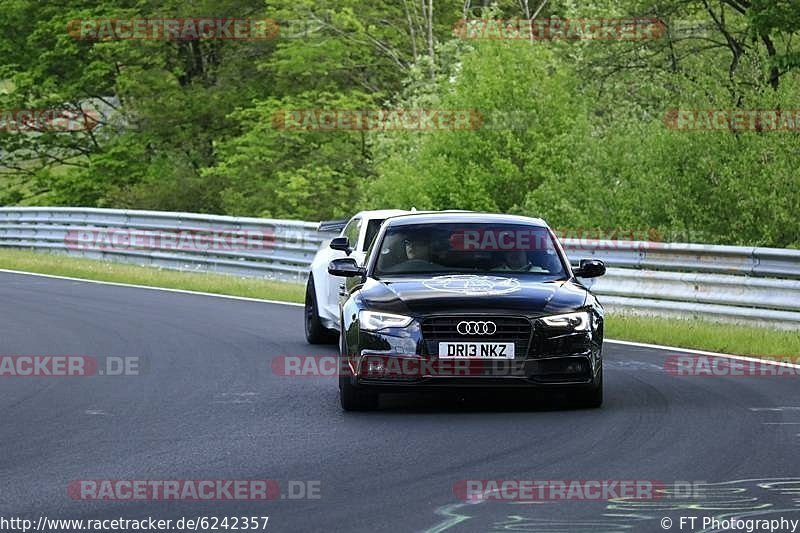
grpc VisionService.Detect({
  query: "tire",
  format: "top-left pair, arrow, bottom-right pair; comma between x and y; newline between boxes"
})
339,377 -> 378,411
338,327 -> 378,411
577,366 -> 603,408
304,275 -> 337,344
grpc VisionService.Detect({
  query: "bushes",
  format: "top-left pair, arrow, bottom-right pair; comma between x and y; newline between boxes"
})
363,40 -> 800,248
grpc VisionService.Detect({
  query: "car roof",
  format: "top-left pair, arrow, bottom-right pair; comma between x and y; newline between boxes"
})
354,209 -> 409,220
382,212 -> 549,227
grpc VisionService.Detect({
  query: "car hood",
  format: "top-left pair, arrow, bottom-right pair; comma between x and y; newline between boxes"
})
358,274 -> 587,316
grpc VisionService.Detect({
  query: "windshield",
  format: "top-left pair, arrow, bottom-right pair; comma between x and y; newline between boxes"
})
372,222 -> 568,279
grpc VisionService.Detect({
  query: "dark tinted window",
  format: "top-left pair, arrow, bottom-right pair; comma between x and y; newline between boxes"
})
362,219 -> 385,251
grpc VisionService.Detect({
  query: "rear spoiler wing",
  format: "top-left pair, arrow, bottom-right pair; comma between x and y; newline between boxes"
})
317,219 -> 348,233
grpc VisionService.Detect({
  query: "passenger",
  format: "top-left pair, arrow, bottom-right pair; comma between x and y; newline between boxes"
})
493,250 -> 532,271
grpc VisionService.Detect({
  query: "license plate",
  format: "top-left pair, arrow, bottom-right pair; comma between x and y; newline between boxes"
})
438,342 -> 515,359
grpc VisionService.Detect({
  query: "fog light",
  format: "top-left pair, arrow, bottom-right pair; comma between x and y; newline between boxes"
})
367,358 -> 386,374
565,361 -> 587,374
360,354 -> 422,380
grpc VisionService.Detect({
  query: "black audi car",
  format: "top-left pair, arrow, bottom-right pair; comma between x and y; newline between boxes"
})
328,213 -> 606,410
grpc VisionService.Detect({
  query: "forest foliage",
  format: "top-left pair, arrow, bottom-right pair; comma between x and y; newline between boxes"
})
1,0 -> 798,247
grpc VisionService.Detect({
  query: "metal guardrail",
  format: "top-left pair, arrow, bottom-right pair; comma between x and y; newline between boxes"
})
1,207 -> 798,329
564,239 -> 800,327
0,207 -> 322,283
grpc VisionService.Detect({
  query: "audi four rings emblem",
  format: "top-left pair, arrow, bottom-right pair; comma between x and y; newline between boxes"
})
456,321 -> 497,335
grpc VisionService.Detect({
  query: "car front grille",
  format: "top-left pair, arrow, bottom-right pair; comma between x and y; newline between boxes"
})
421,316 -> 533,359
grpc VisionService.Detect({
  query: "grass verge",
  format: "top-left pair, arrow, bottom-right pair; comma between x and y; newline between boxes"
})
605,315 -> 799,360
0,248 -> 304,303
0,248 -> 797,360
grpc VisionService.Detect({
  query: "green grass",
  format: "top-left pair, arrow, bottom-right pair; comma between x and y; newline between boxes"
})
0,248 -> 304,303
0,248 -> 797,360
605,315 -> 799,360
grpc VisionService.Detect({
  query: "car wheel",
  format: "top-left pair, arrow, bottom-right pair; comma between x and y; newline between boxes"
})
577,366 -> 603,408
338,328 -> 378,411
339,379 -> 378,411
304,275 -> 337,344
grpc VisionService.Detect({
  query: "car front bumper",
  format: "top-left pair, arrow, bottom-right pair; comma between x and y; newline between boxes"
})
344,351 -> 601,391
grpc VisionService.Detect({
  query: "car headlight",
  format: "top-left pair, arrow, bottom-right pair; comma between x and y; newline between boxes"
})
359,310 -> 413,331
541,311 -> 590,331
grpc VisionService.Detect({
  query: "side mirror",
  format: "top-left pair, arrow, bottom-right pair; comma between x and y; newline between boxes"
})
328,258 -> 365,278
574,259 -> 606,278
330,237 -> 352,255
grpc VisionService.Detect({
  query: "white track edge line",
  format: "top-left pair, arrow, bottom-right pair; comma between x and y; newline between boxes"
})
0,268 -> 304,307
604,339 -> 800,368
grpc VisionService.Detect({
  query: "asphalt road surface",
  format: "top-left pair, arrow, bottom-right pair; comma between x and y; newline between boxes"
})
1,271 -> 799,532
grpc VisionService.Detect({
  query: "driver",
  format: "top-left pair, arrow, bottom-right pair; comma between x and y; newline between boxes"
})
403,234 -> 431,262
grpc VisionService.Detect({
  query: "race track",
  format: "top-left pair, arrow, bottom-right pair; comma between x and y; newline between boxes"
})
1,271 -> 799,532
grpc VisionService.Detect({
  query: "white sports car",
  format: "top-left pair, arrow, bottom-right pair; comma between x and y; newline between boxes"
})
305,210 -> 408,343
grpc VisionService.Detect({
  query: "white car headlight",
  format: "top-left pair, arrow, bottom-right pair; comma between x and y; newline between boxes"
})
359,310 -> 413,331
541,311 -> 590,331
